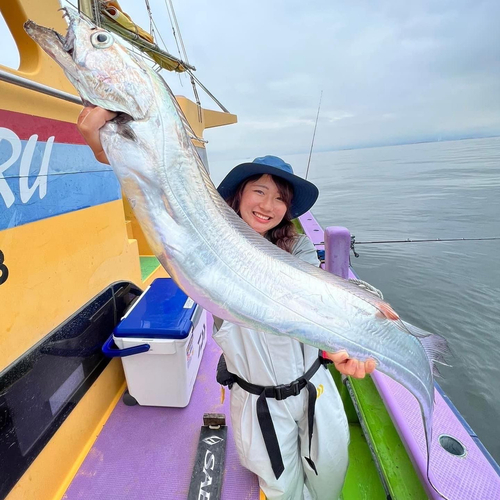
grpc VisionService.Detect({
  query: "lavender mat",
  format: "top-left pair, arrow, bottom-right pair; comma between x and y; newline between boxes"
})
63,314 -> 260,500
373,372 -> 500,500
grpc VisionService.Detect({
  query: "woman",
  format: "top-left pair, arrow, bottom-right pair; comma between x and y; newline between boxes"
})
214,155 -> 377,500
77,109 -> 375,500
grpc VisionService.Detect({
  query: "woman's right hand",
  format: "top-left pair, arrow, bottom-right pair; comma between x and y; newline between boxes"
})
77,107 -> 117,165
324,350 -> 376,379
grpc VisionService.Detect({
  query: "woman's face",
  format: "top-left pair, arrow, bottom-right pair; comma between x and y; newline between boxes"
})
239,174 -> 288,234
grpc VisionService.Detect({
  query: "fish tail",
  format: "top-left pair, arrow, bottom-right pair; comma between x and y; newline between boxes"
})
405,321 -> 452,499
422,408 -> 452,500
426,444 -> 453,500
403,321 -> 452,376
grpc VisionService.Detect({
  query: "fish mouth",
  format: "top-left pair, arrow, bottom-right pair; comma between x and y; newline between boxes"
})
24,4 -> 101,73
24,7 -> 80,78
58,8 -> 76,57
24,6 -> 151,121
24,8 -> 105,108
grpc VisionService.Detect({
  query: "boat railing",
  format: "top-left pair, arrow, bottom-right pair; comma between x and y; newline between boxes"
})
0,68 -> 82,104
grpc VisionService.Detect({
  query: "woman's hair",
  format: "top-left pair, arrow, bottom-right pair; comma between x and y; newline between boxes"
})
225,173 -> 298,253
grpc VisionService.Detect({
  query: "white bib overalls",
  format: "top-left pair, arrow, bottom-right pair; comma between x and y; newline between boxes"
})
213,235 -> 350,500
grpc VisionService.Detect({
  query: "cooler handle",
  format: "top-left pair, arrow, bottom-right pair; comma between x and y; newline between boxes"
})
102,335 -> 150,358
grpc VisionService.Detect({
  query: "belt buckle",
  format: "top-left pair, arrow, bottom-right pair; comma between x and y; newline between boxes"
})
274,384 -> 286,401
275,380 -> 301,400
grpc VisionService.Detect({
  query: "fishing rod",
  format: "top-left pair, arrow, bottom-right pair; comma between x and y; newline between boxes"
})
350,235 -> 500,257
305,90 -> 323,180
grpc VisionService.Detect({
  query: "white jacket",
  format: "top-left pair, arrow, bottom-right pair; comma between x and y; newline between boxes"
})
212,234 -> 349,500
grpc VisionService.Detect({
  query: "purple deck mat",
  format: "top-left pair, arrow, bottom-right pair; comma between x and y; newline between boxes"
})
63,313 -> 260,500
373,372 -> 500,500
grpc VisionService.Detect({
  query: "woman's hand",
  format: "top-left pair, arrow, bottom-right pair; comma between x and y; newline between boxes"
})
324,350 -> 376,379
77,106 -> 117,164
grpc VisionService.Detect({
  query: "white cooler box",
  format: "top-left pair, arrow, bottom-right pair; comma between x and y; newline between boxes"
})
102,278 -> 207,407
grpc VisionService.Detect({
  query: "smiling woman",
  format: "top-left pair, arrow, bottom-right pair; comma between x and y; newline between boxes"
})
219,155 -> 319,252
211,155 -> 378,499
237,174 -> 289,235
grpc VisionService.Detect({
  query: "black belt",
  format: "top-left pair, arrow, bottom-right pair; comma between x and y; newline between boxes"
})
217,354 -> 332,479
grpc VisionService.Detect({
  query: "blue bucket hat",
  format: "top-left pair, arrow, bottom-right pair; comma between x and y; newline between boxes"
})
217,155 -> 319,219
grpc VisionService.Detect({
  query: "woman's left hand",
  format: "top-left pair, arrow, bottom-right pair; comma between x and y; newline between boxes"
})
323,350 -> 376,379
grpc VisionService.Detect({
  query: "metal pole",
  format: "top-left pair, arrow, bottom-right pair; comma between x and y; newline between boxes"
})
0,69 -> 82,105
78,0 -> 94,18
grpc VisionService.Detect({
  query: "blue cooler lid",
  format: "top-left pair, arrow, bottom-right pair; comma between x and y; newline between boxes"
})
114,278 -> 196,339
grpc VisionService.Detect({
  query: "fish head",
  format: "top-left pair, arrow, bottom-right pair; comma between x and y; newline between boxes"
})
24,5 -> 152,120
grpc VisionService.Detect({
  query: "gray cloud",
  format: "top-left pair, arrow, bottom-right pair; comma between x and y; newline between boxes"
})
2,0 -> 498,169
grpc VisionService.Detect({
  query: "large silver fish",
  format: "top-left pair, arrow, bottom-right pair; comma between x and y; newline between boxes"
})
25,7 -> 450,498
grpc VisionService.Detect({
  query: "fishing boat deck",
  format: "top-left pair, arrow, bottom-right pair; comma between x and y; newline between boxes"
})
62,313 -> 261,500
62,217 -> 500,500
373,372 -> 500,499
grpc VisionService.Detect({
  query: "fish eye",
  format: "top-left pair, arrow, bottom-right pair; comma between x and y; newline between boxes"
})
91,32 -> 114,49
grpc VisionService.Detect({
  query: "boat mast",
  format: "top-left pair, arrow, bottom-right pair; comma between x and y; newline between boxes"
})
77,0 -> 195,72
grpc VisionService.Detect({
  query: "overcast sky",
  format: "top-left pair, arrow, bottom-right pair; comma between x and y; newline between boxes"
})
2,0 -> 499,166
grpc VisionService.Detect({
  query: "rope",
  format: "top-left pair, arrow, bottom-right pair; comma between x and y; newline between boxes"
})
144,0 -> 155,39
141,0 -> 177,60
163,0 -> 201,113
164,0 -> 185,64
167,0 -> 189,63
187,70 -> 230,113
150,16 -> 170,54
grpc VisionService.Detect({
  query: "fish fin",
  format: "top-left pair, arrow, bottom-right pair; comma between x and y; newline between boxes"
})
375,302 -> 400,321
404,322 -> 452,372
431,363 -> 444,379
396,319 -> 431,338
310,270 -> 405,323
